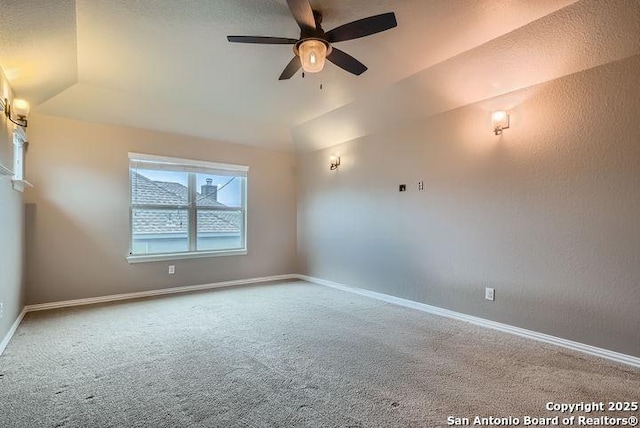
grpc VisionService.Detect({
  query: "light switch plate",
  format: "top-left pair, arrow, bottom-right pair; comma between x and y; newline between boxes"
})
485,287 -> 495,301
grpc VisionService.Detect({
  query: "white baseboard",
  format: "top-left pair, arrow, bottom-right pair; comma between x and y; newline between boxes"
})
0,307 -> 27,356
298,275 -> 640,369
2,274 -> 298,356
25,274 -> 299,312
8,273 -> 639,369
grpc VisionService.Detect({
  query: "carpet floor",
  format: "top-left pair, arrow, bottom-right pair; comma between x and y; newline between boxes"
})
1,280 -> 638,427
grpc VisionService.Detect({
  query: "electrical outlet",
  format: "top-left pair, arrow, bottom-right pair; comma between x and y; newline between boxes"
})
399,184 -> 407,192
418,181 -> 424,191
168,265 -> 175,275
485,287 -> 495,301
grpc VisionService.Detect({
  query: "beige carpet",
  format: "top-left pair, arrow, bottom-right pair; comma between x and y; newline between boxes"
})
1,280 -> 638,427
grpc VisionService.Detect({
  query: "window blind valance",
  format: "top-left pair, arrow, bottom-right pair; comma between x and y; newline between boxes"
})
129,153 -> 249,177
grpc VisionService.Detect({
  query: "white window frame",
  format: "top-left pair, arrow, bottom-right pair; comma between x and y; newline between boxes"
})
1,126 -> 33,192
127,152 -> 248,263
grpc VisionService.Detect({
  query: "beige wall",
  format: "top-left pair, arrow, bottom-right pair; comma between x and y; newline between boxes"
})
0,68 -> 26,343
0,181 -> 24,342
15,54 -> 640,358
25,115 -> 297,304
297,55 -> 640,357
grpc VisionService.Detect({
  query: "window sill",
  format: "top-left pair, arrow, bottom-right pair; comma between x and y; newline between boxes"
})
11,179 -> 33,192
127,249 -> 247,264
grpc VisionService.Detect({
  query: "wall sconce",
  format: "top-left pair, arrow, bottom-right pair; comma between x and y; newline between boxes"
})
492,110 -> 509,135
329,155 -> 341,170
1,98 -> 30,128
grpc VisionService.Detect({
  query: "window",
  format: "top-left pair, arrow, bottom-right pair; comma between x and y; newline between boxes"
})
9,127 -> 32,192
127,153 -> 248,263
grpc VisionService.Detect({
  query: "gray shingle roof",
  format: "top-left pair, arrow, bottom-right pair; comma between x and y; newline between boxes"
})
131,171 -> 241,234
131,171 -> 226,207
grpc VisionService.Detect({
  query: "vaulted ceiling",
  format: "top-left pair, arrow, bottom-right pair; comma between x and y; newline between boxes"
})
1,0 -> 639,151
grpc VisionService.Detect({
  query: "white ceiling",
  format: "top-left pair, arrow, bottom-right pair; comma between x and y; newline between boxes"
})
1,0 -> 639,152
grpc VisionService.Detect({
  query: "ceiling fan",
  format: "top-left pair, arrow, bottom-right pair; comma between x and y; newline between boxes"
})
227,0 -> 397,80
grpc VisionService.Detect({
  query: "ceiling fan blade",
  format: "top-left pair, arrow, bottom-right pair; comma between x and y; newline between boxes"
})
325,12 -> 397,43
327,48 -> 367,76
279,56 -> 302,80
227,36 -> 298,44
286,0 -> 316,32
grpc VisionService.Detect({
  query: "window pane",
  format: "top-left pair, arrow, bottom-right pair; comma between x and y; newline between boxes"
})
129,154 -> 248,259
132,208 -> 189,254
196,209 -> 243,251
195,174 -> 243,208
131,168 -> 188,206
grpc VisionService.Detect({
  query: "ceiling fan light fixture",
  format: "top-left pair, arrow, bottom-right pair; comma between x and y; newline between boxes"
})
297,39 -> 329,73
227,0 -> 398,80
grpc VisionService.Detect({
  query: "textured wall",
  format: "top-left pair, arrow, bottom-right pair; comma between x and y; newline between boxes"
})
0,68 -> 25,344
297,55 -> 640,357
25,115 -> 297,304
292,0 -> 640,151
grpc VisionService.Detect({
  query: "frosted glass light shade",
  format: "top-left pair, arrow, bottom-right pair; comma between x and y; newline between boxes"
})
13,99 -> 30,117
299,39 -> 327,73
491,110 -> 509,135
491,110 -> 507,126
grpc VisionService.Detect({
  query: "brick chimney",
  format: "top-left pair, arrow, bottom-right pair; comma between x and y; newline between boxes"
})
201,178 -> 218,201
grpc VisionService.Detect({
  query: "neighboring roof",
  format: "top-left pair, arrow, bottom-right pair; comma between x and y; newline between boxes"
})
131,171 -> 240,235
131,171 -> 226,207
132,209 -> 241,234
